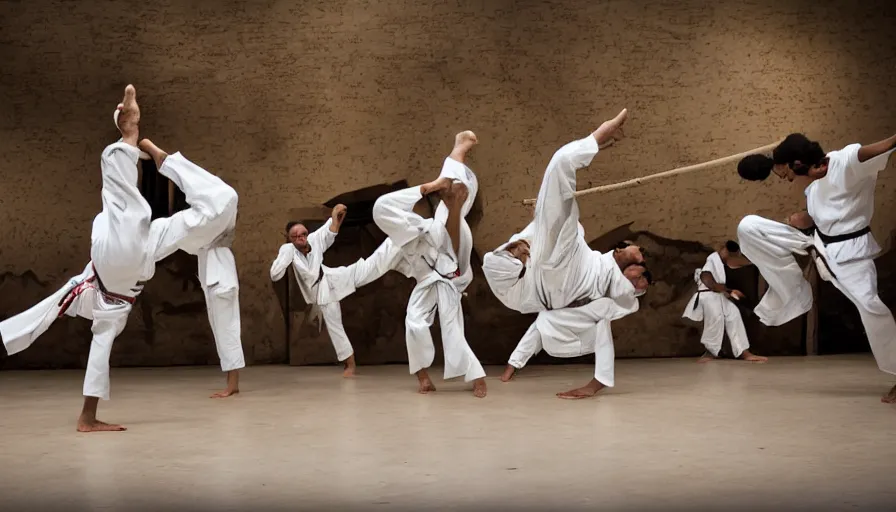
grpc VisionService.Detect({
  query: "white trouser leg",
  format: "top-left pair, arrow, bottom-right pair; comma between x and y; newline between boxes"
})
827,258 -> 896,375
144,153 -> 238,270
405,283 -> 438,375
435,281 -> 485,382
723,300 -> 750,358
508,323 -> 544,369
593,319 -> 616,388
204,283 -> 246,372
531,136 -> 599,270
321,302 -> 354,361
699,294 -> 726,357
91,142 -> 152,295
83,298 -> 131,400
736,215 -> 814,326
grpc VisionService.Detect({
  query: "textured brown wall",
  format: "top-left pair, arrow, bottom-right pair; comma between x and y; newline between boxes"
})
1,0 -> 894,370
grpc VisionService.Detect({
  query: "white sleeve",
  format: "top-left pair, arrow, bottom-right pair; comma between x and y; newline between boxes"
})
840,143 -> 894,185
270,244 -> 295,282
309,218 -> 337,253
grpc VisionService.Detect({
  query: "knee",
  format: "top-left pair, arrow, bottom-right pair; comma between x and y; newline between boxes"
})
736,215 -> 763,240
219,186 -> 239,218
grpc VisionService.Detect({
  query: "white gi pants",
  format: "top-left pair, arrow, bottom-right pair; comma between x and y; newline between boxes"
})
738,214 -> 896,374
373,186 -> 486,382
698,293 -> 750,358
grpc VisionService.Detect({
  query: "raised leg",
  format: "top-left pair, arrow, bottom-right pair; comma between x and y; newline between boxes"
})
736,215 -> 814,326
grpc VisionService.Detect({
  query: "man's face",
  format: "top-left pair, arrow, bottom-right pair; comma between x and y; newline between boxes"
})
507,239 -> 530,265
623,264 -> 650,292
288,224 -> 309,251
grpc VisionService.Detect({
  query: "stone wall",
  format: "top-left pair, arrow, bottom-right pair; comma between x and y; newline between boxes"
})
1,0 -> 894,369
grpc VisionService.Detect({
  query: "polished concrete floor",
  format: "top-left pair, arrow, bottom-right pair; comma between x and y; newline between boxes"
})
1,355 -> 894,511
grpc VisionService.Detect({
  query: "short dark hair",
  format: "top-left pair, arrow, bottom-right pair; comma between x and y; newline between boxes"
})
285,221 -> 302,233
737,154 -> 774,181
725,240 -> 740,253
773,133 -> 826,175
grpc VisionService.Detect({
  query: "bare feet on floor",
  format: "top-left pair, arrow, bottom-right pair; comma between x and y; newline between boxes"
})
557,378 -> 605,400
210,369 -> 240,398
500,364 -> 517,382
115,84 -> 140,147
342,355 -> 358,378
697,352 -> 716,363
449,130 -> 478,163
416,370 -> 436,394
77,417 -> 127,432
472,377 -> 487,398
138,138 -> 168,169
740,350 -> 768,363
592,108 -> 627,148
881,385 -> 896,404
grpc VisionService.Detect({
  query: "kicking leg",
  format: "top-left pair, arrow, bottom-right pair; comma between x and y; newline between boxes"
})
736,215 -> 814,326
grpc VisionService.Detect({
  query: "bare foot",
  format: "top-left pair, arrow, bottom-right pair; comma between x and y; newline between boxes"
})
115,84 -> 140,146
416,370 -> 436,394
881,385 -> 896,404
449,130 -> 478,163
472,377 -> 487,398
210,388 -> 239,399
420,177 -> 452,196
740,350 -> 768,363
500,364 -> 517,382
138,138 -> 168,169
77,418 -> 127,432
697,352 -> 717,363
557,378 -> 605,400
343,355 -> 357,378
592,108 -> 627,148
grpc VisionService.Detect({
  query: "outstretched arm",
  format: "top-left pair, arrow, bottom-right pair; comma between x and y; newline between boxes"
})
329,204 -> 347,234
270,243 -> 295,282
858,133 -> 896,163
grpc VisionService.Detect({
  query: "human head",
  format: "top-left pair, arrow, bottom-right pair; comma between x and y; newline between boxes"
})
623,262 -> 652,293
719,240 -> 740,258
613,240 -> 645,268
286,221 -> 309,251
738,133 -> 828,182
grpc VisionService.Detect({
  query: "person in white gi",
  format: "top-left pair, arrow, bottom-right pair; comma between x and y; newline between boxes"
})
371,131 -> 487,398
736,131 -> 896,403
484,109 -> 651,398
137,138 -> 245,399
682,240 -> 767,363
269,206 -> 402,377
1,86 -> 246,431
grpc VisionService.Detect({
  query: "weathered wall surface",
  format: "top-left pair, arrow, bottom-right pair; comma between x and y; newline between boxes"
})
1,0 -> 894,370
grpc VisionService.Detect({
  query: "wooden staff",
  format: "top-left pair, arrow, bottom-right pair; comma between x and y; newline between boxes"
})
520,140 -> 782,206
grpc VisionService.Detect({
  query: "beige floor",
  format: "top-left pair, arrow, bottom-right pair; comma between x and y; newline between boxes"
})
1,355 -> 894,511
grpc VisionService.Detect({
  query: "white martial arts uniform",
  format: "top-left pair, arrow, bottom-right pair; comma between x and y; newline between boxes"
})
146,152 -> 246,374
682,252 -> 750,358
737,143 -> 896,374
483,135 -> 633,315
507,296 -> 638,387
371,156 -> 485,382
270,226 -> 401,361
1,148 -> 245,399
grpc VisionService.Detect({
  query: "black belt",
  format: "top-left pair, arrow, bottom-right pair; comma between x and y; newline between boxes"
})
421,256 -> 460,280
312,267 -> 324,287
817,226 -> 870,245
542,295 -> 593,311
692,289 -> 714,310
